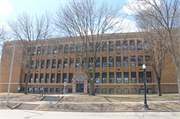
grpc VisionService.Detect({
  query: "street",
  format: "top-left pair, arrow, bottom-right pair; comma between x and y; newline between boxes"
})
0,110 -> 180,119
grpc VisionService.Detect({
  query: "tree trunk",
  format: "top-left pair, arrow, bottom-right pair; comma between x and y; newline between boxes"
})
90,82 -> 95,96
177,69 -> 180,103
157,78 -> 162,96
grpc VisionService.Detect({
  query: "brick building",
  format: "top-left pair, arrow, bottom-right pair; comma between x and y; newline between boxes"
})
0,32 -> 178,94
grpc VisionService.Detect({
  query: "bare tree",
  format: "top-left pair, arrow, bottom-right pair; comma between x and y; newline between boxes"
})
6,12 -> 53,94
54,0 -> 128,95
129,0 -> 180,100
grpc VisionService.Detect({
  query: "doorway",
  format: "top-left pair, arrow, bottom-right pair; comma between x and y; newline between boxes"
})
76,84 -> 84,93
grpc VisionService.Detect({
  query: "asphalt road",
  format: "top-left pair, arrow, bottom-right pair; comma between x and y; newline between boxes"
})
0,110 -> 180,119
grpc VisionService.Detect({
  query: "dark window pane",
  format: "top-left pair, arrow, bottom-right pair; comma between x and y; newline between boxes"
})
116,56 -> 121,67
130,41 -> 135,50
116,41 -> 121,51
46,60 -> 50,69
131,72 -> 136,83
131,56 -> 136,67
139,72 -> 143,83
40,74 -> 44,83
117,72 -> 121,83
51,73 -> 55,83
63,73 -> 67,83
69,58 -> 74,68
76,58 -> 80,68
123,41 -> 128,51
109,42 -> 114,51
52,59 -> 56,69
123,56 -> 128,67
41,60 -> 45,69
69,73 -> 73,83
63,59 -> 68,68
102,42 -> 107,52
109,72 -> 114,83
102,57 -> 107,67
102,73 -> 107,83
124,72 -> 129,83
95,73 -> 100,83
96,57 -> 100,67
138,56 -> 143,66
109,57 -> 114,67
58,59 -> 62,68
137,41 -> 142,50
57,73 -> 61,83
45,74 -> 49,83
35,74 -> 38,83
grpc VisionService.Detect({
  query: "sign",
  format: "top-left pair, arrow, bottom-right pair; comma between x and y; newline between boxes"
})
76,81 -> 84,83
64,82 -> 66,86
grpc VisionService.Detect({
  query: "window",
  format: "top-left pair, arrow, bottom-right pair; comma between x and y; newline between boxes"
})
77,44 -> 81,53
76,58 -> 80,68
102,42 -> 107,52
145,55 -> 151,66
109,42 -> 114,51
52,59 -> 56,69
69,58 -> 74,68
89,43 -> 94,52
130,41 -> 135,50
63,59 -> 68,68
131,72 -> 136,83
102,89 -> 107,94
53,47 -> 57,55
41,60 -> 45,69
29,74 -> 33,83
102,57 -> 107,67
102,73 -> 107,83
144,41 -> 149,50
42,47 -> 46,55
109,57 -> 114,67
35,74 -> 38,83
89,58 -> 93,67
64,45 -> 69,54
124,89 -> 129,94
24,74 -> 27,83
124,72 -> 129,83
109,72 -> 114,83
146,72 -> 152,83
96,57 -> 100,67
48,46 -> 51,55
70,44 -> 74,53
137,40 -> 142,50
147,89 -> 152,94
59,45 -> 63,54
95,73 -> 100,83
36,60 -> 39,69
116,41 -> 121,51
123,41 -> 128,51
116,56 -> 121,67
32,48 -> 36,56
96,42 -> 100,52
37,47 -> 41,56
132,89 -> 137,94
139,72 -> 143,83
46,60 -> 50,69
95,89 -> 100,93
57,73 -> 61,83
40,74 -> 44,83
50,88 -> 54,92
56,88 -> 60,92
138,56 -> 143,66
83,43 -> 87,53
51,73 -> 55,83
26,61 -> 29,69
123,56 -> 128,67
63,73 -> 67,83
68,88 -> 72,93
109,89 -> 114,94
45,74 -> 49,83
139,89 -> 144,94
58,59 -> 62,68
31,60 -> 34,69
131,56 -> 136,67
44,88 -> 48,93
117,72 -> 121,83
117,89 -> 121,94
69,73 -> 73,83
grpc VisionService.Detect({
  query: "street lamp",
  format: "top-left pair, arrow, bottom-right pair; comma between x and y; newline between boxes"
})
142,64 -> 149,110
6,43 -> 15,107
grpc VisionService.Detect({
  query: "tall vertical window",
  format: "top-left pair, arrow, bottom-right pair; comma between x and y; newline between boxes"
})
109,89 -> 114,94
102,42 -> 107,52
139,72 -> 143,83
145,55 -> 151,66
131,72 -> 136,83
64,45 -> 69,54
131,56 -> 136,67
144,41 -> 149,50
52,59 -> 56,69
116,41 -> 121,51
63,59 -> 68,68
89,43 -> 94,52
96,57 -> 100,67
41,60 -> 44,69
40,74 -> 43,83
69,58 -> 74,68
59,45 -> 63,54
37,47 -> 41,56
109,57 -> 114,67
146,72 -> 152,83
109,42 -> 114,51
31,60 -> 34,69
42,47 -> 46,55
63,73 -> 67,83
51,73 -> 55,83
117,72 -> 121,83
95,73 -> 100,83
96,42 -> 100,52
58,59 -> 61,68
53,47 -> 57,55
82,58 -> 87,68
76,58 -> 80,68
116,56 -> 121,67
35,74 -> 38,83
77,44 -> 81,53
109,72 -> 114,83
123,56 -> 128,67
89,58 -> 93,67
32,48 -> 36,56
70,44 -> 74,53
123,41 -> 128,51
57,73 -> 61,83
138,55 -> 143,66
102,57 -> 107,67
102,73 -> 107,83
46,60 -> 50,69
130,41 -> 135,50
45,74 -> 49,83
48,46 -> 51,55
36,60 -> 39,69
29,74 -> 33,83
69,73 -> 73,83
124,72 -> 129,83
24,74 -> 27,83
137,40 -> 142,50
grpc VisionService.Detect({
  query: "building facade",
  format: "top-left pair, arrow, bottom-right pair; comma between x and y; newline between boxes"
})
0,32 -> 178,94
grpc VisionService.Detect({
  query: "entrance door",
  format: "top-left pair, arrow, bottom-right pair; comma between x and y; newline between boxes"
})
76,84 -> 84,93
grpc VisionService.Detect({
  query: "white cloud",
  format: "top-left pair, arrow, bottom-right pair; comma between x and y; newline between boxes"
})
0,0 -> 14,18
0,23 -> 10,31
